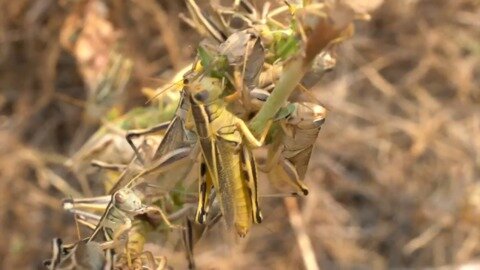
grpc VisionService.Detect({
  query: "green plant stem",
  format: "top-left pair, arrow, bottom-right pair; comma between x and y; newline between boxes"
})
249,58 -> 305,136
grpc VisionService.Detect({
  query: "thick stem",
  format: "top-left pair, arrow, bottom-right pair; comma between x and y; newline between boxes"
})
249,58 -> 305,136
248,19 -> 347,136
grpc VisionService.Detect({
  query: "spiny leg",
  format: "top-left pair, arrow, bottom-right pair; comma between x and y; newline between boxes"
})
260,145 -> 308,196
278,157 -> 309,195
111,218 -> 139,269
111,218 -> 133,249
182,218 -> 196,270
126,121 -> 171,164
124,146 -> 197,190
142,205 -> 183,230
90,159 -> 127,172
137,251 -> 155,270
139,251 -> 166,270
235,119 -> 272,147
154,255 -> 167,270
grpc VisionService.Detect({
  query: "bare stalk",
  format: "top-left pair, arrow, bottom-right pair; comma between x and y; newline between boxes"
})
248,19 -> 348,136
249,58 -> 305,136
285,197 -> 320,270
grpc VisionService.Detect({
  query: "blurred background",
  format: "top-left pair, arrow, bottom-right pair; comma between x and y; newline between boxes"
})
0,0 -> 479,269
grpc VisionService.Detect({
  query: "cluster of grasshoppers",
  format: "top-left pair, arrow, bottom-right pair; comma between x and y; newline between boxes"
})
44,0 -> 354,269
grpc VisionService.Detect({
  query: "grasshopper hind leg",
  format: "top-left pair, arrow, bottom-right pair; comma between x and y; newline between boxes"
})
125,121 -> 171,164
271,157 -> 309,196
195,162 -> 212,224
241,147 -> 263,224
262,145 -> 309,196
183,217 -> 196,270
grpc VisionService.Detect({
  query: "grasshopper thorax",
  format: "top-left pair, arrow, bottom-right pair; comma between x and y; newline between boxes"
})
287,102 -> 327,128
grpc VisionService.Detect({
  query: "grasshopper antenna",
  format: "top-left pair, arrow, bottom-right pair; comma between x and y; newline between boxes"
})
145,78 -> 185,105
69,195 -> 82,241
297,83 -> 328,109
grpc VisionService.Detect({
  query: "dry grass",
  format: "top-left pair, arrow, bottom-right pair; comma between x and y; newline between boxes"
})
0,0 -> 479,269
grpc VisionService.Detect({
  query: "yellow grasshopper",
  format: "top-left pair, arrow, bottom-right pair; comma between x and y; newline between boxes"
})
184,73 -> 271,237
261,100 -> 327,195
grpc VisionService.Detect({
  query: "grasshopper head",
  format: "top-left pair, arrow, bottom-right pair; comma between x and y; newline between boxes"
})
113,188 -> 143,212
249,88 -> 270,110
288,102 -> 327,129
185,76 -> 224,105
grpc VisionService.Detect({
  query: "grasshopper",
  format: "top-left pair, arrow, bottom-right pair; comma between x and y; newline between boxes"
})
43,238 -> 109,270
61,186 -> 180,266
63,135 -> 191,268
262,101 -> 327,195
78,92 -> 201,265
182,211 -> 222,270
86,187 -> 178,243
58,68 -> 200,268
61,208 -> 168,270
62,188 -> 190,270
106,216 -> 167,270
184,73 -> 271,237
116,65 -> 199,194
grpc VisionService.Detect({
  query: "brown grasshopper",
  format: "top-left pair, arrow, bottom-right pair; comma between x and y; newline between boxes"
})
261,101 -> 327,195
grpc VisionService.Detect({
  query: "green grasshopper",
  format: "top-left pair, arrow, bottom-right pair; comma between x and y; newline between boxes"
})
61,199 -> 169,270
57,69 -> 200,268
262,101 -> 327,195
63,179 -> 211,270
86,187 -> 179,243
61,186 -> 179,268
62,182 -> 196,270
49,131 -> 188,270
184,73 -> 271,237
61,116 -> 194,268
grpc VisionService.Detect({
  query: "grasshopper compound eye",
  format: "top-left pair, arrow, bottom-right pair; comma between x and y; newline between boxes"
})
114,190 -> 128,204
194,90 -> 210,102
313,118 -> 326,127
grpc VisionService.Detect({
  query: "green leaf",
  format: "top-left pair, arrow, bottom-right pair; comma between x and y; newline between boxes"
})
276,34 -> 300,60
198,45 -> 214,69
275,103 -> 296,120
